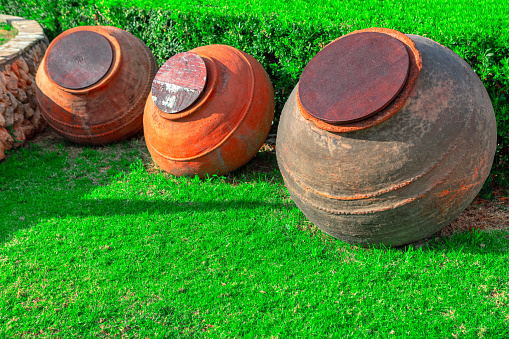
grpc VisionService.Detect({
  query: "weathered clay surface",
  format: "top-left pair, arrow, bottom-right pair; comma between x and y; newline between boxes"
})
276,32 -> 497,247
35,26 -> 157,145
144,44 -> 275,178
0,14 -> 48,161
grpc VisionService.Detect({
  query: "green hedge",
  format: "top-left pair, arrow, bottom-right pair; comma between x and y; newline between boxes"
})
1,0 -> 508,186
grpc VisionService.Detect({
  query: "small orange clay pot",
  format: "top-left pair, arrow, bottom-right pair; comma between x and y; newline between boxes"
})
144,45 -> 275,178
35,26 -> 157,145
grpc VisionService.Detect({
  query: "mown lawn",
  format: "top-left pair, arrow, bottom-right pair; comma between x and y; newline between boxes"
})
1,135 -> 508,338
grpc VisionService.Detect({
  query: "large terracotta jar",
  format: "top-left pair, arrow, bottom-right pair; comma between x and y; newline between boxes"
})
276,28 -> 497,247
36,26 -> 157,145
144,45 -> 274,178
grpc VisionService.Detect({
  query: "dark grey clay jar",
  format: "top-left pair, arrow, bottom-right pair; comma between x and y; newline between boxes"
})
276,28 -> 497,247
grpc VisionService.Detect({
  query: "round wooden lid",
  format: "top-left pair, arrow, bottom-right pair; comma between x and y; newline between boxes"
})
299,32 -> 410,124
47,31 -> 114,90
151,52 -> 208,114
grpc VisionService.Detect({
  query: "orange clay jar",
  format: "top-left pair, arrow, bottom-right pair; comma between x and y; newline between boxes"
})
144,45 -> 275,178
35,26 -> 157,145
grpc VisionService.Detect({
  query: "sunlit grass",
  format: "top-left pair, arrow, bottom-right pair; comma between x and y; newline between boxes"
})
1,139 -> 508,338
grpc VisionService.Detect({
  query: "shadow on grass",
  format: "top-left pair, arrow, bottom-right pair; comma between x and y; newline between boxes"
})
0,184 -> 293,243
2,191 -> 508,257
0,137 -> 290,244
0,176 -> 293,246
145,145 -> 283,184
63,198 -> 286,218
2,137 -> 507,257
225,145 -> 281,182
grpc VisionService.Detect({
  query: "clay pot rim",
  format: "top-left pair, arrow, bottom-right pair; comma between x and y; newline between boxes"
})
42,25 -> 122,94
297,27 -> 423,133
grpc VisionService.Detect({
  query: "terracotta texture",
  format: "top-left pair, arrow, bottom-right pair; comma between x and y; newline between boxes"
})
276,28 -> 497,247
144,44 -> 275,178
35,26 -> 157,145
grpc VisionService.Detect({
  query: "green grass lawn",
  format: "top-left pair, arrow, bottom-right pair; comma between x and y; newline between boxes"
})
1,135 -> 508,338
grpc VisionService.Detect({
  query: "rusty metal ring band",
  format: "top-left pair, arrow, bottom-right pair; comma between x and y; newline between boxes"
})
297,27 -> 422,133
42,26 -> 123,94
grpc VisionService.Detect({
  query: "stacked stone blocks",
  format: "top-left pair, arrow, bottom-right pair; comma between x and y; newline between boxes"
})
0,14 -> 48,160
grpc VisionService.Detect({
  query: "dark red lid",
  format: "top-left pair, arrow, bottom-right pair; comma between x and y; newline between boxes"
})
47,31 -> 113,90
299,32 -> 410,124
151,52 -> 208,114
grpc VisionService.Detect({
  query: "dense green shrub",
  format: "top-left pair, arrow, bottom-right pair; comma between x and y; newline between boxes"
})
1,0 -> 508,185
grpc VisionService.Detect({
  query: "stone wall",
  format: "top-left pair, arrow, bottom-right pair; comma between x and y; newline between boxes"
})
0,14 -> 48,161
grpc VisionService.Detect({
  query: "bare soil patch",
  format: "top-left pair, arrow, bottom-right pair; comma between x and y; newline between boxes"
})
440,188 -> 509,236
